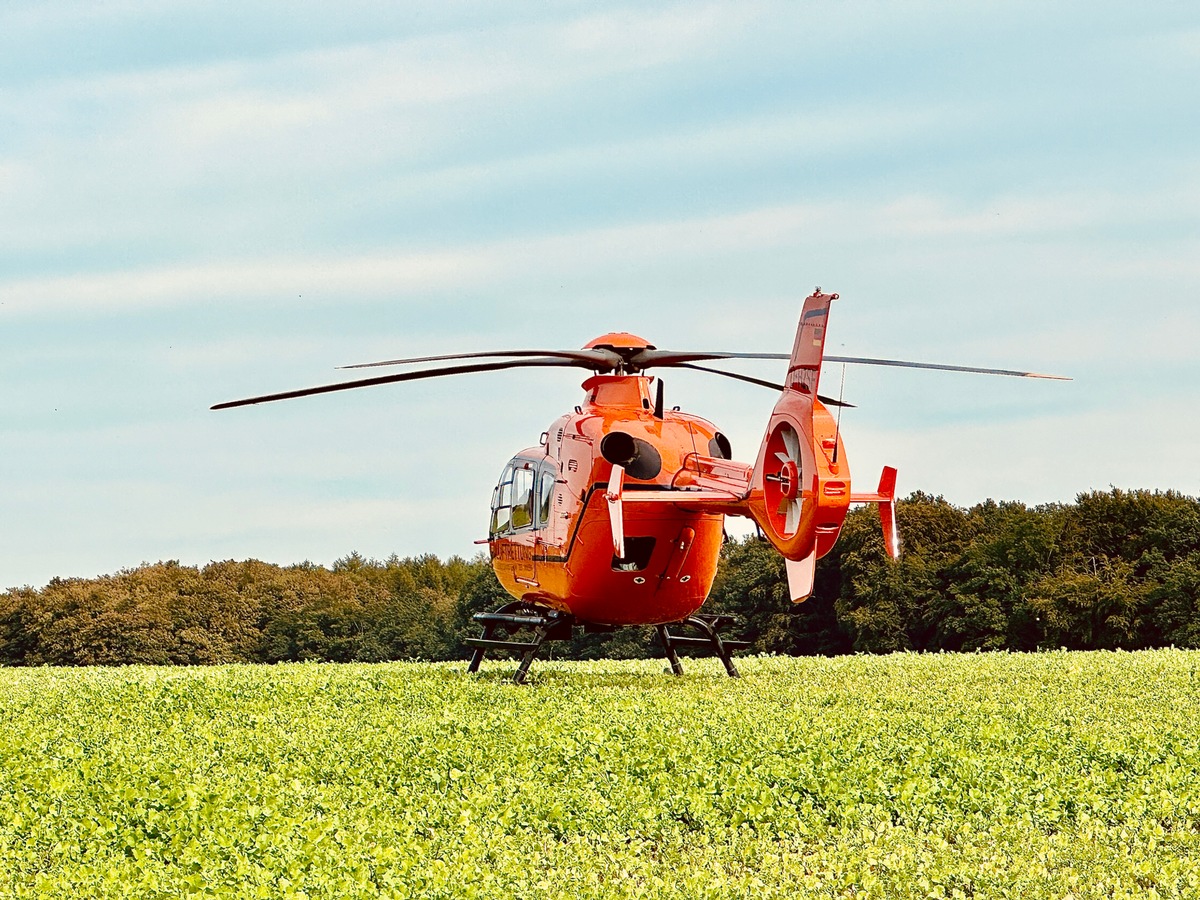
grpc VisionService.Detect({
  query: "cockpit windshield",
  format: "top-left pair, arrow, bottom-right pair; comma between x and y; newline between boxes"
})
490,459 -> 558,537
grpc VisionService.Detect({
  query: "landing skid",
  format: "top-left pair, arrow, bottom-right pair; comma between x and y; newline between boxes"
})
655,613 -> 749,678
465,602 -> 749,684
465,601 -> 573,685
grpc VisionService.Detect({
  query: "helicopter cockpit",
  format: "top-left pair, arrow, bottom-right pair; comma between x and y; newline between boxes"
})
489,458 -> 557,537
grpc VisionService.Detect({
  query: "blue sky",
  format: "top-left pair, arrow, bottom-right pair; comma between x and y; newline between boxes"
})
2,1 -> 1198,589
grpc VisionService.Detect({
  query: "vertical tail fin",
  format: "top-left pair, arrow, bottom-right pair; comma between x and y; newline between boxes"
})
785,290 -> 836,397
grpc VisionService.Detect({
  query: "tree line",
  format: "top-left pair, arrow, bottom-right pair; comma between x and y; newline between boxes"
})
2,488 -> 1197,666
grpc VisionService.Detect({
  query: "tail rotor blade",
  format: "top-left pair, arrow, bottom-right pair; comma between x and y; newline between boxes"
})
784,498 -> 801,535
782,425 -> 800,464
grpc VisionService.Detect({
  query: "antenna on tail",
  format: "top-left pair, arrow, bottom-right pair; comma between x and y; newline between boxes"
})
832,362 -> 846,465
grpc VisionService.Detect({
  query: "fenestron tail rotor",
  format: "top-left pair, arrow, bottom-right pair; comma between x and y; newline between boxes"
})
777,425 -> 804,535
763,422 -> 804,538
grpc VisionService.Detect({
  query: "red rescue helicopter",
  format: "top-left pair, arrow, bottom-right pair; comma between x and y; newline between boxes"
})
214,290 -> 1066,682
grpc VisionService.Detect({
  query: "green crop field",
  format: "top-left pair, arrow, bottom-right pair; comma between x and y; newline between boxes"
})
3,652 -> 1200,899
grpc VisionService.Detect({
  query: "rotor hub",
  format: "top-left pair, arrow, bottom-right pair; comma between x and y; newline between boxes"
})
583,332 -> 655,351
778,459 -> 800,500
584,333 -> 656,374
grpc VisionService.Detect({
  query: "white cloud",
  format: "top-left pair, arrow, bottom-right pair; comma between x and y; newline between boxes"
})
876,193 -> 1113,238
5,180 -> 1196,318
557,3 -> 749,65
0,253 -> 478,315
4,3 -> 745,118
0,474 -> 447,589
147,335 -> 331,371
1140,24 -> 1200,63
0,4 -> 772,261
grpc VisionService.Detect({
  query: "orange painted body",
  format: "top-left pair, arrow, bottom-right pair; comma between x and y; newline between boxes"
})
486,292 -> 897,622
488,374 -> 727,625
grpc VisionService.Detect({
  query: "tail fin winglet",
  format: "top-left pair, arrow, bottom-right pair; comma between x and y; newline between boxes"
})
878,466 -> 899,559
850,466 -> 900,559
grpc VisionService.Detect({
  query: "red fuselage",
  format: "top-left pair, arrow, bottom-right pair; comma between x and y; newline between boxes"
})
487,374 -> 729,626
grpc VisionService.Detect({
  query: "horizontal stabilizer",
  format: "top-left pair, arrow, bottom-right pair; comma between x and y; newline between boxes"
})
620,488 -> 746,505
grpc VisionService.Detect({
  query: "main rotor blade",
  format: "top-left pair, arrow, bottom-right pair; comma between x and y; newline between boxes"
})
673,363 -> 855,408
824,355 -> 1071,380
339,348 -> 621,370
672,362 -> 785,390
632,350 -> 788,367
637,349 -> 1069,380
212,357 -> 582,410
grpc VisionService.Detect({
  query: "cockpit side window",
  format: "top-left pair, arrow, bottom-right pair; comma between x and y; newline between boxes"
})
489,465 -> 515,536
490,461 -> 540,536
536,469 -> 556,527
511,467 -> 534,530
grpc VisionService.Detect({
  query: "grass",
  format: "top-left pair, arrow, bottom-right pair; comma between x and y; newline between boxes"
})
2,651 -> 1200,898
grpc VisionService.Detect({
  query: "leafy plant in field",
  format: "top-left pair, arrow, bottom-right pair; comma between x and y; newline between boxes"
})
2,653 -> 1200,898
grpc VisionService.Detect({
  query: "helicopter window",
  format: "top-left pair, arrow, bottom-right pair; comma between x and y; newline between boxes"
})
537,469 -> 555,526
490,462 -> 549,536
510,466 -> 535,531
708,432 -> 732,460
489,465 -> 515,536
